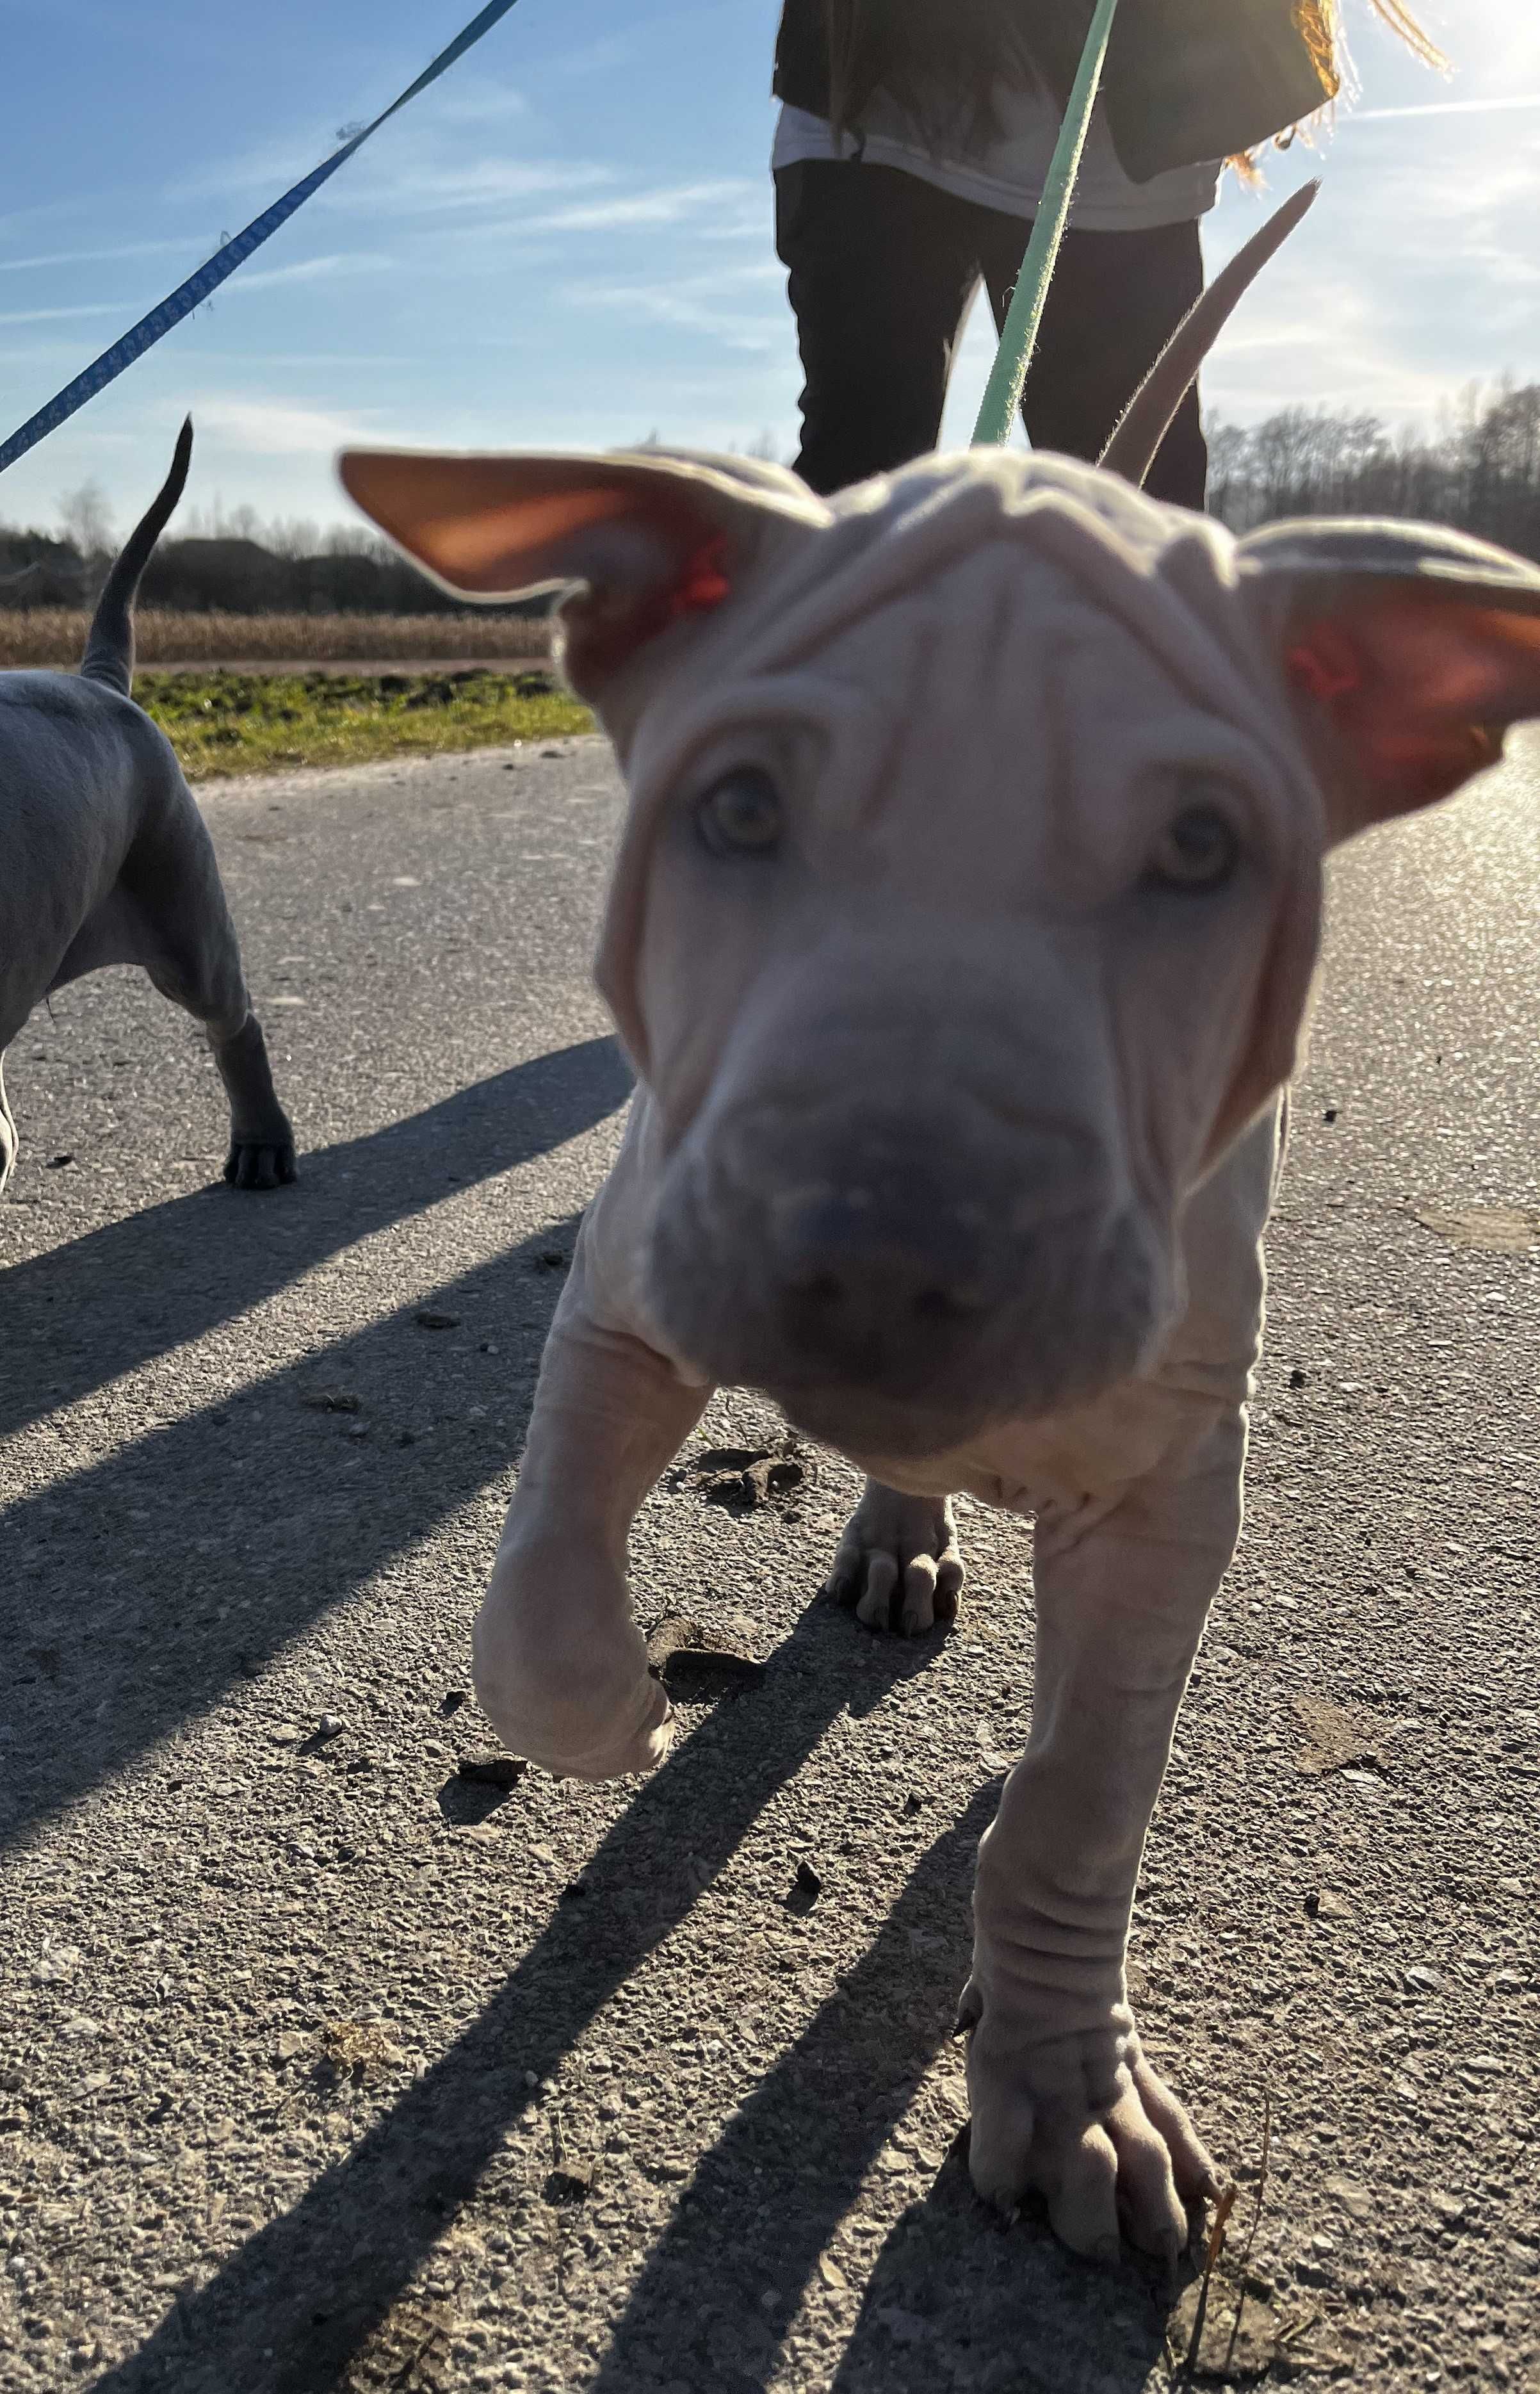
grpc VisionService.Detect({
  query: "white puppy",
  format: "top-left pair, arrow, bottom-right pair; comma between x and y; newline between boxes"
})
339,417 -> 1540,2262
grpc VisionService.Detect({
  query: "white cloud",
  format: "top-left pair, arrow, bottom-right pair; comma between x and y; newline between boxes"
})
233,251 -> 396,294
0,238 -> 195,274
526,179 -> 758,233
542,31 -> 644,81
165,138 -> 332,206
0,300 -> 123,325
563,265 -> 785,355
1351,90 -> 1540,121
322,157 -> 615,217
423,79 -> 531,127
190,397 -> 378,456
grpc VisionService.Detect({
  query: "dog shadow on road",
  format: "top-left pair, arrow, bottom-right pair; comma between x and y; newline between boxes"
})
0,1032 -> 631,1445
93,1615 -> 1172,2394
10,1022 -> 1174,2392
90,1605 -> 950,2393
583,1781 -> 1176,2394
0,1038 -> 629,1852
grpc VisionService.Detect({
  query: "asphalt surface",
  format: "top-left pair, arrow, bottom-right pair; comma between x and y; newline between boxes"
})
1,733 -> 1537,2394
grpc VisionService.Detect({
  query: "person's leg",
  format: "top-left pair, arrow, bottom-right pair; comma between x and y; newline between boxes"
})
980,214 -> 1208,510
776,159 -> 984,495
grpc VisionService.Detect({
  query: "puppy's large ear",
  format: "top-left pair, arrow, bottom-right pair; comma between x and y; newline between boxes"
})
337,448 -> 827,702
1239,519 -> 1540,843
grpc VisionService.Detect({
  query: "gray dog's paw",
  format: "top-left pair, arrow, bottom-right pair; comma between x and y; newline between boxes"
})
822,1483 -> 964,1635
223,1137 -> 298,1193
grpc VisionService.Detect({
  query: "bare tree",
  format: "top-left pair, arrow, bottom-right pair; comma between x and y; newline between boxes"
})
1204,381 -> 1540,565
56,479 -> 115,559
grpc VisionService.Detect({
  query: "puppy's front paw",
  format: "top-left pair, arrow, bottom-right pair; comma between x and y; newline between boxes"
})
223,1135 -> 298,1191
962,1981 -> 1220,2262
822,1481 -> 964,1634
473,1541 -> 674,1781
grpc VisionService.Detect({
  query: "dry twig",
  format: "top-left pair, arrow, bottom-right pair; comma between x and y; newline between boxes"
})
1222,2084 -> 1273,2375
1181,2180 -> 1237,2379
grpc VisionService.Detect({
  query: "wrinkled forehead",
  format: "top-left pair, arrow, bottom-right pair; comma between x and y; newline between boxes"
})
765,546 -> 1276,819
626,484 -> 1313,850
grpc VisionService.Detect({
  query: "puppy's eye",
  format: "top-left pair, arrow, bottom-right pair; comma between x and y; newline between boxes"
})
694,767 -> 782,858
1145,803 -> 1239,892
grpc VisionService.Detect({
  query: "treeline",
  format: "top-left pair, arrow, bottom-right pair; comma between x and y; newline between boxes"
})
0,503 -> 544,619
1207,380 -> 1540,557
7,386 -> 1539,610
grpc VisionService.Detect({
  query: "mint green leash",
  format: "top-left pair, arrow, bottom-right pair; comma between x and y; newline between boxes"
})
971,0 -> 1123,446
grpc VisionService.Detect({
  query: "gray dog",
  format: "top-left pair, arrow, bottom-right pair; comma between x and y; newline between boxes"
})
340,275 -> 1540,2258
0,421 -> 295,1196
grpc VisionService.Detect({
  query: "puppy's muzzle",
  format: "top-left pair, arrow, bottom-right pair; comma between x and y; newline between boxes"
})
769,1180 -> 995,1378
647,1102 -> 1169,1449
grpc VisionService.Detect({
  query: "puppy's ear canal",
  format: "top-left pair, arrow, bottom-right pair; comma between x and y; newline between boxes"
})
1239,520 -> 1540,843
337,450 -> 824,699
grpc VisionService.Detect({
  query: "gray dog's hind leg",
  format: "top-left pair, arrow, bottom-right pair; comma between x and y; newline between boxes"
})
205,1012 -> 295,1190
119,760 -> 295,1189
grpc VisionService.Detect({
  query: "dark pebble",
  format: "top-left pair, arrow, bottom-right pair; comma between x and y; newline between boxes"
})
664,1647 -> 764,1684
456,1755 -> 526,1790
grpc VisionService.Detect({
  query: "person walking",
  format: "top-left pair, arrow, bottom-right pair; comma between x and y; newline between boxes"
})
770,1 -> 1440,507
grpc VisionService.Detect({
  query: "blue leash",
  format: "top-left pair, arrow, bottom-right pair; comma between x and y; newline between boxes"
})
0,0 -> 523,477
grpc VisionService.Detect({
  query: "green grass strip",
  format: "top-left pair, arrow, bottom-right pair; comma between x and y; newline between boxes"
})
971,0 -> 1123,447
140,669 -> 592,783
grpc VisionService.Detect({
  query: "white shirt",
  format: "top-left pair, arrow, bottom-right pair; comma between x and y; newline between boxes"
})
772,85 -> 1219,231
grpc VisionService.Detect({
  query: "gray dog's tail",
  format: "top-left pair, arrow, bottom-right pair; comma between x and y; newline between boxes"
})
79,416 -> 193,696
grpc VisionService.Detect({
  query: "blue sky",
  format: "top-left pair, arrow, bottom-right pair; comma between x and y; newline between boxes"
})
0,0 -> 1536,539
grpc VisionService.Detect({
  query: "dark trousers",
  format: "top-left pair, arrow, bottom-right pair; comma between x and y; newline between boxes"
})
775,158 -> 1208,509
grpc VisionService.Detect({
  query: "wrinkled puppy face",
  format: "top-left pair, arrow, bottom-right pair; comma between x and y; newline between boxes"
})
339,444 -> 1540,1459
626,533 -> 1312,1456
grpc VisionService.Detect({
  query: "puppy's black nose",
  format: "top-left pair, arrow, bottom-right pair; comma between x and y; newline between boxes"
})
772,1190 -> 990,1376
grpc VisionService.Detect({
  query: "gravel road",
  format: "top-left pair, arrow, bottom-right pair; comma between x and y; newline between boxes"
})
2,735 -> 1537,2394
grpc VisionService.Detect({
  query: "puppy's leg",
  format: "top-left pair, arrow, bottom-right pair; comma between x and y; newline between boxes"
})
127,761 -> 295,1189
474,1228 -> 711,1780
962,1417 -> 1243,2263
823,1481 -> 965,1634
